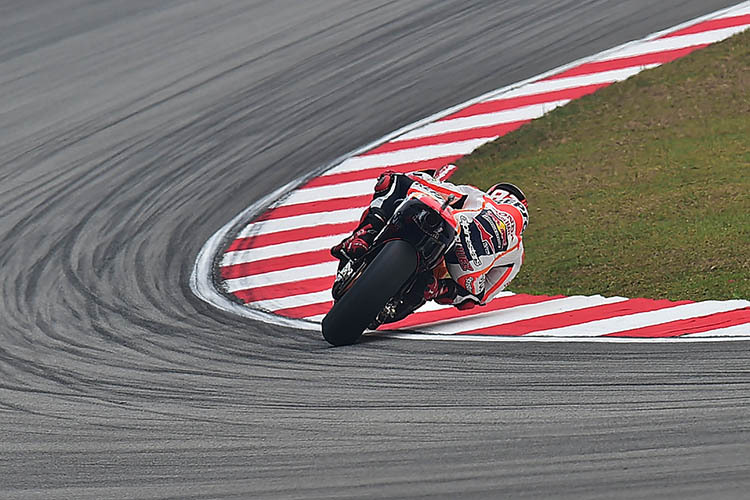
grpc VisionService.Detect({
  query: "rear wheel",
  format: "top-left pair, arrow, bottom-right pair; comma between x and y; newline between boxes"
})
322,240 -> 417,346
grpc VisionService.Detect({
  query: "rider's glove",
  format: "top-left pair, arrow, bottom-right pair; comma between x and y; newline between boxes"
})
424,277 -> 458,304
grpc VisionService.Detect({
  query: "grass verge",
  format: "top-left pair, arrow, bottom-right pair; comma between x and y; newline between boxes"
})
452,29 -> 750,300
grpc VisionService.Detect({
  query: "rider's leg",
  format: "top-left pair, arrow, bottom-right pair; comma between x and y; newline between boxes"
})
331,172 -> 414,260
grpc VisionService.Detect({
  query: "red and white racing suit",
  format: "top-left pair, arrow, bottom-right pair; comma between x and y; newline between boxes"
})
363,170 -> 528,307
406,172 -> 527,306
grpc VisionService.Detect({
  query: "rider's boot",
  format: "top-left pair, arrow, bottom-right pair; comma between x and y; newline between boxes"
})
330,207 -> 386,261
423,275 -> 478,310
424,275 -> 458,304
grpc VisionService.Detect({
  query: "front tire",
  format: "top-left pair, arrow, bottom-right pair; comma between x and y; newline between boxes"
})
322,240 -> 417,346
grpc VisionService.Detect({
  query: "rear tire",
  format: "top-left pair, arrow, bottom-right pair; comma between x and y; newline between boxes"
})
322,240 -> 417,346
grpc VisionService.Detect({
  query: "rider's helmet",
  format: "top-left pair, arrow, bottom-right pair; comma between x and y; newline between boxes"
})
487,182 -> 527,208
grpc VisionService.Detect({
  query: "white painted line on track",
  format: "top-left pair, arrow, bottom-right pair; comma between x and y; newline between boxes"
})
376,332 -> 750,343
593,26 -> 749,60
682,323 -> 750,337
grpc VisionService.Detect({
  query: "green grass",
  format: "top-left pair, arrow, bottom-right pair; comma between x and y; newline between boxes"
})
452,29 -> 750,300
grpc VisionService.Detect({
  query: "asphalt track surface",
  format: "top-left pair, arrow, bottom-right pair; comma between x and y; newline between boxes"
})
1,1 -> 748,498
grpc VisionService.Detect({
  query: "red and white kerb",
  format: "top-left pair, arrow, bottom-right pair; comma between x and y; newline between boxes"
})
216,4 -> 750,340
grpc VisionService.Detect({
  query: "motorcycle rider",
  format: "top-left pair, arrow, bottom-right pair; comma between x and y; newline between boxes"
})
331,165 -> 528,311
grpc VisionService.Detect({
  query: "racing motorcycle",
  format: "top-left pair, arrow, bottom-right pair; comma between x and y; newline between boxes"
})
322,175 -> 460,346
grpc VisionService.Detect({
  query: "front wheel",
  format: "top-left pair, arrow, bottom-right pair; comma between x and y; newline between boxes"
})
322,240 -> 417,346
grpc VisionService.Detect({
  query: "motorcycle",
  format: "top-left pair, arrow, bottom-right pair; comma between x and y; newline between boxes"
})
322,176 -> 460,346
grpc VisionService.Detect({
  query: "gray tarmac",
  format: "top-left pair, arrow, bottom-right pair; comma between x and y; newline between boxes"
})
0,1 -> 748,498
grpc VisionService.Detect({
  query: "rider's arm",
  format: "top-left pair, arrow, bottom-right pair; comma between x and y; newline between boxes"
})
479,241 -> 525,304
447,240 -> 524,307
447,201 -> 527,306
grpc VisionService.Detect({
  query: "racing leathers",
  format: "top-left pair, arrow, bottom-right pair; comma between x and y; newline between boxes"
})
331,169 -> 528,309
